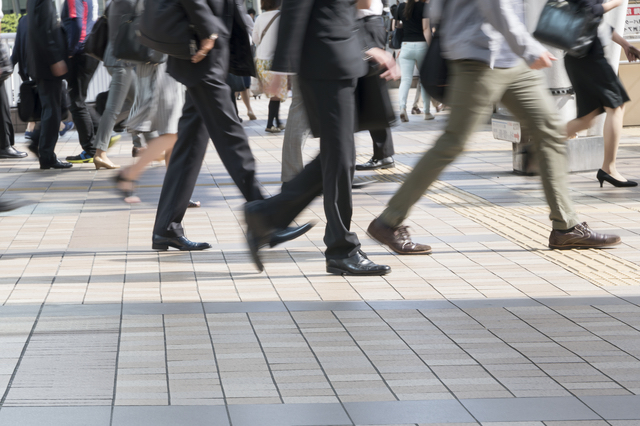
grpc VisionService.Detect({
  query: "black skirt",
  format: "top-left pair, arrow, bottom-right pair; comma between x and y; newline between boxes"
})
564,37 -> 630,119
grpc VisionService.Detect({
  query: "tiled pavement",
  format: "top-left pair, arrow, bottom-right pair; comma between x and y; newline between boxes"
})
1,90 -> 640,425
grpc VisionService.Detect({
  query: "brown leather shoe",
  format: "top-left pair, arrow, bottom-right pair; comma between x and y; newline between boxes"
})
367,218 -> 432,255
549,222 -> 621,249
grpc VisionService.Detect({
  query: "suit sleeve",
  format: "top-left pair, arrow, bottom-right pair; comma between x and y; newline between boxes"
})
34,0 -> 66,66
179,0 -> 226,40
477,0 -> 546,65
271,0 -> 315,74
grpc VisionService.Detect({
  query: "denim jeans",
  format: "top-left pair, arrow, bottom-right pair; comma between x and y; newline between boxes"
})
94,66 -> 136,151
398,41 -> 429,112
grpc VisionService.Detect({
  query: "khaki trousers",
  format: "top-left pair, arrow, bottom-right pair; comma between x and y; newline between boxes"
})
380,60 -> 580,231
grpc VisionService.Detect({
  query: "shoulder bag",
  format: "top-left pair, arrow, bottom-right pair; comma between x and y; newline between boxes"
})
0,43 -> 13,82
84,8 -> 109,61
139,0 -> 199,60
533,0 -> 601,57
420,26 -> 448,104
113,13 -> 167,64
389,23 -> 403,50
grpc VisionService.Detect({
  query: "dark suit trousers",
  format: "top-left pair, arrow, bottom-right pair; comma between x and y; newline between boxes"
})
36,79 -> 63,166
264,77 -> 361,260
0,87 -> 14,149
153,78 -> 263,238
363,16 -> 394,160
66,54 -> 99,156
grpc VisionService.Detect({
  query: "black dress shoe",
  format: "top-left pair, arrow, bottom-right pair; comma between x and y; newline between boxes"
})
355,156 -> 394,171
352,180 -> 375,190
152,234 -> 212,251
326,250 -> 391,276
0,199 -> 30,212
0,146 -> 28,158
244,200 -> 273,272
40,160 -> 73,169
27,143 -> 39,158
269,223 -> 315,248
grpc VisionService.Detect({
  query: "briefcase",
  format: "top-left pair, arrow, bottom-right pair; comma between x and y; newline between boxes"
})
17,81 -> 41,123
355,66 -> 397,132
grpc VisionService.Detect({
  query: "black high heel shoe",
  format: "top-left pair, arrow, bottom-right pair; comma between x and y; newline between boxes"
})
597,169 -> 638,188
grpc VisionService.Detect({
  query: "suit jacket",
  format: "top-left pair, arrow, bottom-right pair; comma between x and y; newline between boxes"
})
11,15 -> 29,81
166,0 -> 256,88
27,0 -> 68,81
272,0 -> 367,80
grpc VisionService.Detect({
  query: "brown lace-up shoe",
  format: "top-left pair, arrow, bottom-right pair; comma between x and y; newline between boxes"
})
367,218 -> 432,255
549,222 -> 621,249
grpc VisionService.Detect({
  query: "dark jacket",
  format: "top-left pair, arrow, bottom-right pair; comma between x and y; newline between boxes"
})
11,15 -> 29,81
27,0 -> 68,81
272,0 -> 367,80
166,0 -> 256,88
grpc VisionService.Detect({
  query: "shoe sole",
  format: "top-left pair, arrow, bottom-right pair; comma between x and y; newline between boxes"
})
152,243 -> 210,251
356,163 -> 395,171
67,159 -> 93,164
108,136 -> 122,149
326,266 -> 391,276
549,240 -> 621,250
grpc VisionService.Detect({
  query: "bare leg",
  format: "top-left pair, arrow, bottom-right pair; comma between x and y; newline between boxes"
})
566,109 -> 599,139
602,105 -> 627,181
241,89 -> 256,120
26,122 -> 36,132
118,134 -> 177,202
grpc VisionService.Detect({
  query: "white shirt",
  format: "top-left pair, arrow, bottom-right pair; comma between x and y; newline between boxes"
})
357,0 -> 384,19
252,10 -> 281,61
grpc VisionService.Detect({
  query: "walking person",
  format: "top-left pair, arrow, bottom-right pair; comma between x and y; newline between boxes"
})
92,0 -> 139,170
27,0 -> 72,169
149,0 -> 310,251
367,0 -> 621,255
396,0 -> 432,122
62,0 -> 101,165
253,0 -> 287,133
564,0 -> 639,187
113,62 -> 183,202
0,3 -> 26,160
355,0 -> 396,171
243,0 -> 399,275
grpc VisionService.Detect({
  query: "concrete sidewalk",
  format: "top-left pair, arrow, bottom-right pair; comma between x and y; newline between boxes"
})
1,92 -> 640,425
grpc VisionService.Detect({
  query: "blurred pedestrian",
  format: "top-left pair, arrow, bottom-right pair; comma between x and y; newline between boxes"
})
368,0 -> 622,254
396,0 -> 432,122
62,0 -> 101,165
564,0 -> 639,187
253,0 -> 287,133
27,0 -> 72,169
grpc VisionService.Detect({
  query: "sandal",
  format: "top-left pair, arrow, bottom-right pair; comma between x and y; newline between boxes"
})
114,172 -> 141,203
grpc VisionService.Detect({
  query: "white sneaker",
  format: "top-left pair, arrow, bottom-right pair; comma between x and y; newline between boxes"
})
424,113 -> 435,120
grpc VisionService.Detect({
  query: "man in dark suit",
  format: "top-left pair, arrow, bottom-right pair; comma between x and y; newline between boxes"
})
151,0 -> 311,251
244,0 -> 399,275
27,0 -> 72,169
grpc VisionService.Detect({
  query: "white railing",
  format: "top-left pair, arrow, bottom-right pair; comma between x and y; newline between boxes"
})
1,33 -> 111,108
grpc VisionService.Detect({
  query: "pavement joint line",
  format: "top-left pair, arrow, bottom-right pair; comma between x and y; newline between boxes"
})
374,162 -> 640,288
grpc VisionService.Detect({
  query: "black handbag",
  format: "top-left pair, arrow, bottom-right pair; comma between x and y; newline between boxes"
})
389,26 -> 403,50
533,0 -> 601,57
113,14 -> 167,64
355,66 -> 397,132
17,81 -> 41,122
420,27 -> 448,104
85,12 -> 109,61
139,0 -> 199,60
0,43 -> 13,82
226,73 -> 246,93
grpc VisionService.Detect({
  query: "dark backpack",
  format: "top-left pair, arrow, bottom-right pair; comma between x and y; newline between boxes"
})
138,0 -> 199,60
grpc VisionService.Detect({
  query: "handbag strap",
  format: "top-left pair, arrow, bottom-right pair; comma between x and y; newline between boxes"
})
260,12 -> 281,43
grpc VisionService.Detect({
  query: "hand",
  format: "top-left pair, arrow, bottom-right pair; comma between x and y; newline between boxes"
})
51,60 -> 68,77
625,44 -> 640,62
191,38 -> 215,64
529,51 -> 556,70
265,74 -> 284,97
366,47 -> 401,81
